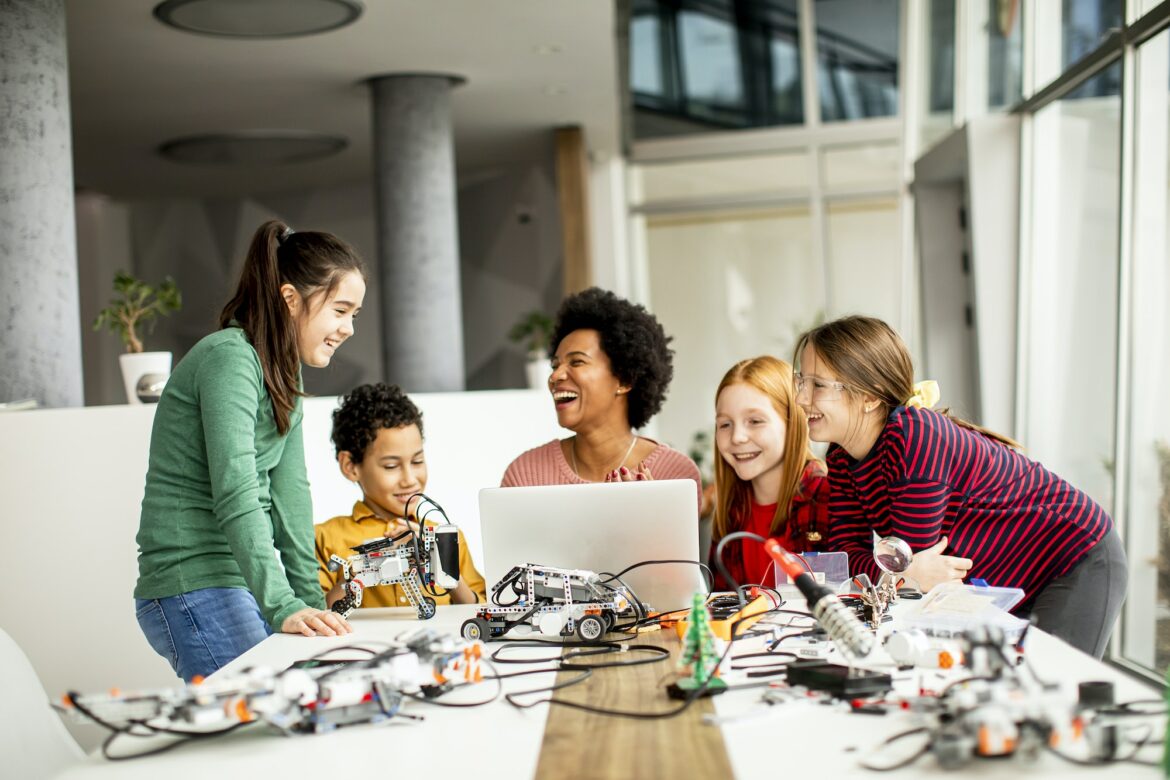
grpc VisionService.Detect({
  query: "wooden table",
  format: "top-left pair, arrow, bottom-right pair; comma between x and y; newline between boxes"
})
534,629 -> 734,780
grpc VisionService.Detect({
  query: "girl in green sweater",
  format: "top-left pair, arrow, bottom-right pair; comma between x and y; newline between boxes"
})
135,220 -> 364,680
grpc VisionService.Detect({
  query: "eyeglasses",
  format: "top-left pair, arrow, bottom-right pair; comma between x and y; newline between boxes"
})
794,373 -> 849,401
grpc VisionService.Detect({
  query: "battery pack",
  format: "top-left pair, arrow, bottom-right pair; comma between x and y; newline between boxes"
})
784,660 -> 892,698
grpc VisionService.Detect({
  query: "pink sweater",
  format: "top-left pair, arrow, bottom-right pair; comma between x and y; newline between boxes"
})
501,439 -> 702,506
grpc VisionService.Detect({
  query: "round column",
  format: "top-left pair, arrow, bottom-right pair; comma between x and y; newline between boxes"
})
0,0 -> 83,407
370,73 -> 466,392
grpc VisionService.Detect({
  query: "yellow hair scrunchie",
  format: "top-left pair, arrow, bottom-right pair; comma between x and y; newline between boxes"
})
906,379 -> 940,409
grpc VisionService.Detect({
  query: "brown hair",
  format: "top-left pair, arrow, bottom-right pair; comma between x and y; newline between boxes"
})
712,356 -> 821,540
793,315 -> 1021,449
219,220 -> 366,434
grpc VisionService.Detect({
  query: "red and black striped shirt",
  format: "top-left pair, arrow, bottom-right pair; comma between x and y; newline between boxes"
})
826,406 -> 1111,608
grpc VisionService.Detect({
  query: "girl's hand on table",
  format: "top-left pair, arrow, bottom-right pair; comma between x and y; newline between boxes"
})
281,608 -> 352,637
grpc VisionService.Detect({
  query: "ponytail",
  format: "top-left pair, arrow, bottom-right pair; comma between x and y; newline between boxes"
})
220,220 -> 365,435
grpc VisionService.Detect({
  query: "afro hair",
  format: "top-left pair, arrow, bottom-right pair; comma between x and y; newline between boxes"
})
550,287 -> 674,430
331,383 -> 423,463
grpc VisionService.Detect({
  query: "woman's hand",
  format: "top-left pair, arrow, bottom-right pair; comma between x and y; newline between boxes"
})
281,607 -> 352,637
903,537 -> 973,593
604,464 -> 654,482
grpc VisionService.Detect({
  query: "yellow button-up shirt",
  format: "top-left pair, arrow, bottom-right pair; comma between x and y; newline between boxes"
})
315,501 -> 486,608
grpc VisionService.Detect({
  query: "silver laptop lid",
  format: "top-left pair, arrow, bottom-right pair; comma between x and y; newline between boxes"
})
478,479 -> 704,613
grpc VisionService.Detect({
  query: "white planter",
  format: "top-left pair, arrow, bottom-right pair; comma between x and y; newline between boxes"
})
525,354 -> 550,389
119,351 -> 172,405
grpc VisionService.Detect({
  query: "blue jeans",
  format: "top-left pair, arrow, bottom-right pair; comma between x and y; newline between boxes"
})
135,587 -> 272,681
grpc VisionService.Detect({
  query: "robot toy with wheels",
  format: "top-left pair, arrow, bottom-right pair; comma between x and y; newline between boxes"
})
328,521 -> 460,620
461,563 -> 641,644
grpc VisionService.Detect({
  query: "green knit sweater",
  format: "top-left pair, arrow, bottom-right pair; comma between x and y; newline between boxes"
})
134,327 -> 325,629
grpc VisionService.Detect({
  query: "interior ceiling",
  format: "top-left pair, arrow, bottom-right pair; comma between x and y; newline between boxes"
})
65,0 -> 620,199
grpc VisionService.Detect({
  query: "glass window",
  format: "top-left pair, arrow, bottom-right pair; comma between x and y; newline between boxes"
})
1121,31 -> 1170,675
1023,63 -> 1120,515
1062,0 -> 1123,70
679,10 -> 745,110
919,0 -> 956,151
631,11 -> 666,97
814,0 -> 900,122
633,151 -> 811,204
630,0 -> 803,139
643,206 -> 822,450
987,0 -> 1023,108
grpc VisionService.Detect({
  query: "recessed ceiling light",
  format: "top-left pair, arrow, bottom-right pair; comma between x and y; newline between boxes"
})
533,44 -> 563,55
153,0 -> 363,39
543,86 -> 568,96
158,131 -> 348,165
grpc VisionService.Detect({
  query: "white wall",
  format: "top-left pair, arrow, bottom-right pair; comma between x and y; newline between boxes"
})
0,390 -> 562,749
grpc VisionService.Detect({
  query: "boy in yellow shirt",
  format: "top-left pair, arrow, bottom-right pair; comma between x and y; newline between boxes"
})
316,383 -> 486,608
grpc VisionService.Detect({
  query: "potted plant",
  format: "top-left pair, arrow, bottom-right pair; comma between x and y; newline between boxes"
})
93,270 -> 182,404
508,310 -> 554,389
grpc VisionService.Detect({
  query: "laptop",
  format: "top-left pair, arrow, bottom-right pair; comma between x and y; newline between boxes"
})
478,479 -> 705,614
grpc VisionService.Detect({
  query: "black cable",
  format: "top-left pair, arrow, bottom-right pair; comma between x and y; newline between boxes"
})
559,644 -> 671,670
713,531 -> 768,607
502,609 -> 763,720
727,650 -> 799,678
488,639 -> 669,671
504,669 -> 595,708
597,558 -> 715,594
860,727 -> 931,771
401,658 -> 505,708
66,692 -> 261,762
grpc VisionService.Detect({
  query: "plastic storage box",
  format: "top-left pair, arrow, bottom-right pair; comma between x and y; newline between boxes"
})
899,581 -> 1029,643
772,551 -> 850,588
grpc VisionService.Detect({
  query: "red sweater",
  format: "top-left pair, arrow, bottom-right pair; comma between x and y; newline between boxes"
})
711,460 -> 829,590
827,406 -> 1111,609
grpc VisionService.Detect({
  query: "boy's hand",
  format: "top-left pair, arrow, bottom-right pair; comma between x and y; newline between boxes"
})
384,515 -> 421,540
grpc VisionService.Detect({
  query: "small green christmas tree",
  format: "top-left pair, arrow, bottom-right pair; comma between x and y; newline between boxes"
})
670,592 -> 727,697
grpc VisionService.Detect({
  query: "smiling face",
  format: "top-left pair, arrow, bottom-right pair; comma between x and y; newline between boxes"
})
340,424 -> 427,520
286,270 -> 366,368
796,343 -> 869,450
715,382 -> 787,501
547,328 -> 629,432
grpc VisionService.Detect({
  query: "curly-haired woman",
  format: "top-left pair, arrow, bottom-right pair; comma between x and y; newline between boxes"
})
501,288 -> 700,499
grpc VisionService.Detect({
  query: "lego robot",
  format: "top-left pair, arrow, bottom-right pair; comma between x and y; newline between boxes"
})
328,522 -> 460,620
461,563 -> 640,644
59,628 -> 482,737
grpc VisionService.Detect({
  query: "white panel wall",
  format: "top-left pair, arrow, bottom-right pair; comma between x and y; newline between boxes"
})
0,390 -> 562,749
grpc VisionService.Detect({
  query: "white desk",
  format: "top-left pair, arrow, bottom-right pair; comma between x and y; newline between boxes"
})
56,601 -> 1163,779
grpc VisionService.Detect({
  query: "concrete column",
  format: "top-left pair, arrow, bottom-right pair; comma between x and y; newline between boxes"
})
370,74 -> 466,392
0,0 -> 83,407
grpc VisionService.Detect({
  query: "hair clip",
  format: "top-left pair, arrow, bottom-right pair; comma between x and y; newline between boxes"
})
279,226 -> 295,243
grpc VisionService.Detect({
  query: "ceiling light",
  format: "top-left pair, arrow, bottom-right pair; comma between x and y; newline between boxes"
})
533,44 -> 563,55
158,131 -> 348,165
153,0 -> 363,39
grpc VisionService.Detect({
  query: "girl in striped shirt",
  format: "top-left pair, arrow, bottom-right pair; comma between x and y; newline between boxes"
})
710,356 -> 829,592
794,316 -> 1125,658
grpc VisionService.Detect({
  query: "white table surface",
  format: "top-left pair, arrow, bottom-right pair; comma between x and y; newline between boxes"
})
55,599 -> 1164,779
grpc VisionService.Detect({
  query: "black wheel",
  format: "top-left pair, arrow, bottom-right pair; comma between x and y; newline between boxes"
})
462,617 -> 491,642
600,611 -> 615,633
417,596 -> 437,620
331,596 -> 356,615
576,614 -> 605,643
